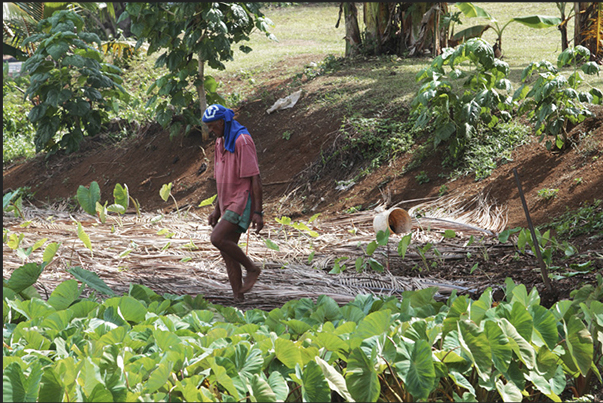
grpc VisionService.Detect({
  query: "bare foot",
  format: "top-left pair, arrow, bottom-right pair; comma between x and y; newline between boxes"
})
234,292 -> 244,302
240,267 -> 261,294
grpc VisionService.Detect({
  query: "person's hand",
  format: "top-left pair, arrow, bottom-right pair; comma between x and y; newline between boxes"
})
251,212 -> 264,234
208,210 -> 220,227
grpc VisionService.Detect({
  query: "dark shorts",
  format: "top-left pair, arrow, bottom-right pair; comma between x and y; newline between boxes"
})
221,196 -> 252,234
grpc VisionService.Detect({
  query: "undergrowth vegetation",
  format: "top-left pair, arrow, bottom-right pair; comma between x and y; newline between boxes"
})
3,257 -> 602,402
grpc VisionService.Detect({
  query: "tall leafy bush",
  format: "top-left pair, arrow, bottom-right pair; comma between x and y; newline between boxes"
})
411,38 -> 515,159
21,10 -> 128,154
123,2 -> 275,139
514,45 -> 602,150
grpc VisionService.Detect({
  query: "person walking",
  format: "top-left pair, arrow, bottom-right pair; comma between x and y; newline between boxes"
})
203,104 -> 263,302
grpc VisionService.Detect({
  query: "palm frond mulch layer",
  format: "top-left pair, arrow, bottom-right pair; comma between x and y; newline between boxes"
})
3,193 -> 515,311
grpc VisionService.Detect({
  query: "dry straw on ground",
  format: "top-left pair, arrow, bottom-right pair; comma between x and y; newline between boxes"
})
3,193 -> 511,310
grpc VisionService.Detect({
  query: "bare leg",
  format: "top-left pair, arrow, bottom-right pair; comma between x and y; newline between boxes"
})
211,219 -> 261,298
221,251 -> 244,301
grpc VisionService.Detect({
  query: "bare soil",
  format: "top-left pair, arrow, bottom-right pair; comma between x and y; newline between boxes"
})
3,55 -> 603,311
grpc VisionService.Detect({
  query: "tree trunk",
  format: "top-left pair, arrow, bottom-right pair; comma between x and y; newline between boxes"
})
342,2 -> 362,57
363,2 -> 390,55
574,2 -> 590,48
198,56 -> 208,141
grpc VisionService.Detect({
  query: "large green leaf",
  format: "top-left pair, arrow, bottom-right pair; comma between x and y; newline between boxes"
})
405,339 -> 436,401
76,181 -> 101,215
113,183 -> 129,211
250,374 -> 276,402
455,3 -> 493,19
484,321 -> 512,373
104,296 -> 147,323
3,362 -> 27,402
301,360 -> 330,402
458,320 -> 492,382
68,266 -> 115,296
352,309 -> 392,347
346,347 -> 380,402
6,262 -> 44,294
267,371 -> 289,402
275,337 -> 303,369
315,356 -> 354,402
530,305 -> 559,350
499,318 -> 536,370
42,242 -> 60,264
38,368 -> 64,403
564,316 -> 593,376
495,378 -> 523,402
47,279 -> 80,310
512,15 -> 561,29
143,362 -> 173,394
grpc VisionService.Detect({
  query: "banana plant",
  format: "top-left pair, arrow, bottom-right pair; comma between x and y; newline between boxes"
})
452,2 -> 562,56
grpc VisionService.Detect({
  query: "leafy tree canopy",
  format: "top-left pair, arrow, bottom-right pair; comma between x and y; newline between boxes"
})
123,2 -> 275,138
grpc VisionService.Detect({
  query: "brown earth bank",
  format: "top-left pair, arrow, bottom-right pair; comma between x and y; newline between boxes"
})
3,56 -> 603,311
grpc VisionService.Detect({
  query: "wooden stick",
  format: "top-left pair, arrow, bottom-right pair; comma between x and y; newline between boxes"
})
512,168 -> 553,292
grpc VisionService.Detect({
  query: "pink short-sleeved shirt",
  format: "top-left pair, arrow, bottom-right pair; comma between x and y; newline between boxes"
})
214,133 -> 260,215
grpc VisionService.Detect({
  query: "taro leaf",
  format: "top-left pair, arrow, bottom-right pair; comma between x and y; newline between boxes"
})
443,229 -> 456,238
367,258 -> 384,273
376,229 -> 389,246
3,362 -> 27,402
366,240 -> 378,256
68,266 -> 115,296
275,337 -> 303,369
76,222 -> 93,255
3,190 -> 18,210
458,320 -> 492,382
530,305 -> 559,350
38,367 -> 64,403
107,204 -> 126,214
564,316 -> 593,376
86,383 -> 114,402
398,234 -> 412,258
113,183 -> 129,211
77,181 -> 101,215
210,359 -> 240,400
352,309 -> 392,349
267,371 -> 289,402
484,321 -> 512,373
264,238 -> 279,251
250,374 -> 276,402
498,227 -> 521,243
47,279 -> 80,311
6,262 -> 44,294
159,182 -> 172,202
495,378 -> 523,403
42,242 -> 60,264
346,347 -> 380,402
301,360 -> 331,403
315,356 -> 354,402
105,296 -> 147,323
509,301 -> 534,342
234,344 -> 264,380
95,201 -> 107,224
144,362 -> 173,394
198,194 -> 217,207
405,339 -> 436,401
499,318 -> 536,370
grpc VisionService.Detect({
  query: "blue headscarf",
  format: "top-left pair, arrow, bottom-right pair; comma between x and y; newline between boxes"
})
202,104 -> 249,153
